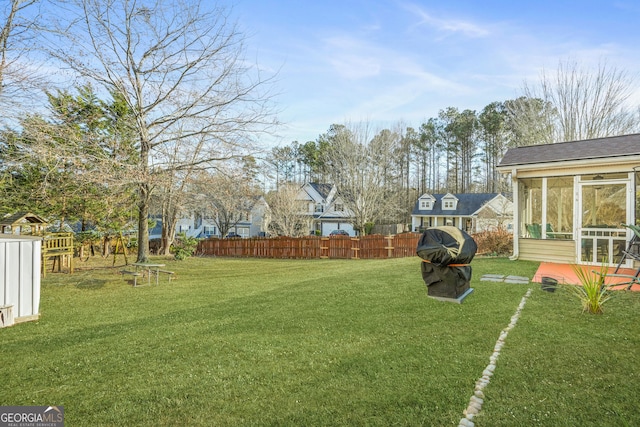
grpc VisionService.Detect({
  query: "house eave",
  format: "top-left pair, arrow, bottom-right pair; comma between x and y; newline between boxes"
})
497,154 -> 640,175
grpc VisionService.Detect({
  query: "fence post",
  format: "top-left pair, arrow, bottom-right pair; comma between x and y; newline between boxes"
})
384,235 -> 394,258
351,237 -> 360,259
320,237 -> 329,259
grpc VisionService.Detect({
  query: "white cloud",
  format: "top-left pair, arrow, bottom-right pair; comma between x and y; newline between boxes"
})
239,0 -> 640,147
403,3 -> 491,38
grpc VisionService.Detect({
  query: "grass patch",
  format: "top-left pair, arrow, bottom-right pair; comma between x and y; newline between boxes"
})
479,282 -> 640,426
1,256 -> 638,426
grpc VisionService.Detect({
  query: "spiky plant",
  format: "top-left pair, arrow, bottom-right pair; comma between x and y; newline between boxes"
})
568,263 -> 613,314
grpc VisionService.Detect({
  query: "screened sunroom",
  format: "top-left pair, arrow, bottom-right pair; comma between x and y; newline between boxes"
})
497,134 -> 640,267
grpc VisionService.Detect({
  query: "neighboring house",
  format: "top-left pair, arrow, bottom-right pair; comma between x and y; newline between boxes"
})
150,196 -> 270,240
297,182 -> 355,236
496,133 -> 640,267
411,193 -> 513,234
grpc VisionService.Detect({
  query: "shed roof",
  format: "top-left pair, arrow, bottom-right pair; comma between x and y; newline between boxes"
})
0,212 -> 48,227
498,133 -> 640,168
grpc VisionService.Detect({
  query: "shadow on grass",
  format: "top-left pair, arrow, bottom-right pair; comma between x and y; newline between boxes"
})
75,279 -> 109,290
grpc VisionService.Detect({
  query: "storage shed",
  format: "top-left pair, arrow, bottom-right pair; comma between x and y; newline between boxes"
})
0,212 -> 48,235
0,235 -> 42,326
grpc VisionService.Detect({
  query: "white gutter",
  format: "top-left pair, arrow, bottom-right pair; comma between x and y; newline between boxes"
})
496,154 -> 640,174
508,168 -> 519,260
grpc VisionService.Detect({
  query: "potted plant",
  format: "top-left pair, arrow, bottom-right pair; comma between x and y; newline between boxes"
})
540,276 -> 559,292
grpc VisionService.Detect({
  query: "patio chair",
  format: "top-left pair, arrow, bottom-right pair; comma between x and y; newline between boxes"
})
546,223 -> 555,239
594,269 -> 640,291
526,223 -> 542,239
614,223 -> 640,274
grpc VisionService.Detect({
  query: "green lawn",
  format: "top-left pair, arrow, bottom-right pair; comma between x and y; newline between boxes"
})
1,256 -> 639,426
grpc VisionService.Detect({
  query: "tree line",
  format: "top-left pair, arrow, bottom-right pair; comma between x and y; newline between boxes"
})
263,73 -> 640,231
1,1 -> 638,249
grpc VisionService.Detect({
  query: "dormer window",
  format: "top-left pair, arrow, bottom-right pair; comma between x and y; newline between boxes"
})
315,203 -> 324,213
420,200 -> 432,210
442,194 -> 458,210
419,194 -> 435,210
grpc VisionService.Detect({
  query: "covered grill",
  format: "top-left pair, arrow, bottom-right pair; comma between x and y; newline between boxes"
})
416,226 -> 477,300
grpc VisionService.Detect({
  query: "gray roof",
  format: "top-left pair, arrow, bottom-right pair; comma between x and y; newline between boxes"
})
498,133 -> 640,167
412,193 -> 502,216
308,182 -> 333,200
0,212 -> 48,226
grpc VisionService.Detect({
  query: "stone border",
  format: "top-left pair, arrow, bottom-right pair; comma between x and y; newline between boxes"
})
458,288 -> 533,427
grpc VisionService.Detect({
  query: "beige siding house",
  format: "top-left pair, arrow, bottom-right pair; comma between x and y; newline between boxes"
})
497,134 -> 640,266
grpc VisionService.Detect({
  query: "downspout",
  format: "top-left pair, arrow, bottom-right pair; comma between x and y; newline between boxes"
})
509,168 -> 519,260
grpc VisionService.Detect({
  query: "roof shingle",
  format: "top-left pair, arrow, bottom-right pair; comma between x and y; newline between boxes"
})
498,133 -> 640,167
412,193 -> 502,216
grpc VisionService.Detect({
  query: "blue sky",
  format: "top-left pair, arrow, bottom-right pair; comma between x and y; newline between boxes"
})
233,0 -> 640,147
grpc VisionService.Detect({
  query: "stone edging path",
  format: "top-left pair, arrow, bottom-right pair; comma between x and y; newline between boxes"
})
458,288 -> 533,427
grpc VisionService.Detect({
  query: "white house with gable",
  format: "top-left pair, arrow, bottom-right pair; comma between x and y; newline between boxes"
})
411,193 -> 513,234
297,182 -> 355,236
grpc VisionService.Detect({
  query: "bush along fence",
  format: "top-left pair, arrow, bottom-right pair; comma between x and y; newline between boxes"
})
196,233 -> 422,260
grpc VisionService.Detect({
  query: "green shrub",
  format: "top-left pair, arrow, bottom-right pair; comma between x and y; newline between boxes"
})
171,232 -> 199,260
364,222 -> 375,235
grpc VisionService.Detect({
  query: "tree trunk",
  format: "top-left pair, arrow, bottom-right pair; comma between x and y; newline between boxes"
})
137,182 -> 150,263
102,235 -> 111,257
161,211 -> 178,256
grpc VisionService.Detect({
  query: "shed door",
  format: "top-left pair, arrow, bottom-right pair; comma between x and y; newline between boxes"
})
578,180 -> 630,266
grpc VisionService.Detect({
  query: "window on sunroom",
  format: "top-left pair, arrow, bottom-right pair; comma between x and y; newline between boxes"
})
520,177 -> 574,239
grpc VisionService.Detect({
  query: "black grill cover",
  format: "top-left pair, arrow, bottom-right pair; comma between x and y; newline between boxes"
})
417,226 -> 477,298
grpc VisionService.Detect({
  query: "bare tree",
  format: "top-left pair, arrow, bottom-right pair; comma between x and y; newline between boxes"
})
0,0 -> 45,118
320,122 -> 402,236
192,169 -> 259,238
265,182 -> 308,237
520,59 -> 640,143
504,96 -> 556,146
45,0 -> 277,262
151,167 -> 194,256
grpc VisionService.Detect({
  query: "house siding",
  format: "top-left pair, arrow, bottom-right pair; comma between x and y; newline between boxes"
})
499,134 -> 640,266
297,182 -> 355,236
518,239 -> 576,263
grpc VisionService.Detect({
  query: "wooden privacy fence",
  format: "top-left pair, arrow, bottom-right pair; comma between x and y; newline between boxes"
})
196,233 -> 422,260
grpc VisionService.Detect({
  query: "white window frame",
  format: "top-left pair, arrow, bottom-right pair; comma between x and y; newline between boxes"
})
443,199 -> 455,210
420,200 -> 432,210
